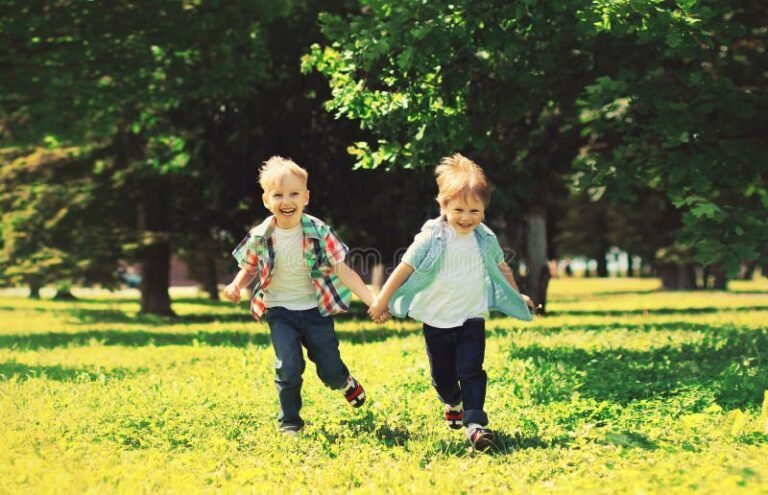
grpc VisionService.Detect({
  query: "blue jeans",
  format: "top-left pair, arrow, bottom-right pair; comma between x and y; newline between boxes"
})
264,306 -> 350,428
423,318 -> 488,426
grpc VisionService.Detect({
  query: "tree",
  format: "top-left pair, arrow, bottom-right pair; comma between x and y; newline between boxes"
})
555,191 -> 612,277
308,0 -> 768,298
577,0 -> 768,276
305,0 -> 593,310
1,1 -> 293,314
0,147 -> 131,297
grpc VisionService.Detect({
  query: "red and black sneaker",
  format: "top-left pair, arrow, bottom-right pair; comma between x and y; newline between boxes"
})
466,426 -> 496,451
343,376 -> 366,408
444,403 -> 463,429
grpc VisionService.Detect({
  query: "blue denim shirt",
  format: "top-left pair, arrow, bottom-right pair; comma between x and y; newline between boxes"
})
389,217 -> 533,322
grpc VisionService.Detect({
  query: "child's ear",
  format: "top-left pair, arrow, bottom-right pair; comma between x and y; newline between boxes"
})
262,192 -> 270,209
305,190 -> 310,204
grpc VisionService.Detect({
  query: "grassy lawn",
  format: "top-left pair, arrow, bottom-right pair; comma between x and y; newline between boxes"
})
1,277 -> 767,494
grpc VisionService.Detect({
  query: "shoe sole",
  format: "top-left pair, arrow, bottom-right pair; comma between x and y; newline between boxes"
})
279,425 -> 303,436
345,384 -> 366,407
445,410 -> 463,429
472,435 -> 496,451
468,430 -> 496,451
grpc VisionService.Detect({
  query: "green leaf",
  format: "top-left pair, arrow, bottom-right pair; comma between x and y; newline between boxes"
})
690,201 -> 721,220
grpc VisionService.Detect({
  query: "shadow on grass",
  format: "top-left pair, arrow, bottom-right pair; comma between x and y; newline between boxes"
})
0,330 -> 272,349
429,429 -> 572,458
0,324 -> 420,350
68,309 -> 255,325
315,411 -> 412,448
0,299 -> 373,325
0,361 -> 143,382
506,327 -> 768,409
488,320 -> 756,337
591,288 -> 662,297
548,305 -> 768,317
485,429 -> 572,454
69,304 -> 768,324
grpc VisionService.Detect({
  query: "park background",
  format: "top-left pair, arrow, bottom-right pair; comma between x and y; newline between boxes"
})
1,0 -> 767,493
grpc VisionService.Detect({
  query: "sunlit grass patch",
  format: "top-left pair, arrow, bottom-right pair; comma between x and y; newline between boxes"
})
0,278 -> 766,493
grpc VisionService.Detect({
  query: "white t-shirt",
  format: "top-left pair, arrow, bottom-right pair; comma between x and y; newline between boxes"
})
408,225 -> 488,328
264,225 -> 317,310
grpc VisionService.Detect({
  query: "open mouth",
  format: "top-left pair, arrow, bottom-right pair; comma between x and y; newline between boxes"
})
279,208 -> 296,216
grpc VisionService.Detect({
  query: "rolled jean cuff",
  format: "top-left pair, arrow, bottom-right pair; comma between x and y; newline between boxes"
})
463,409 -> 488,426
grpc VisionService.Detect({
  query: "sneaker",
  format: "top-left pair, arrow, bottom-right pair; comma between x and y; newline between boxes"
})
444,403 -> 463,430
279,424 -> 303,436
343,376 -> 366,408
466,425 -> 495,451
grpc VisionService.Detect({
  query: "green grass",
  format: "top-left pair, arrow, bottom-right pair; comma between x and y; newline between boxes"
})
1,278 -> 767,494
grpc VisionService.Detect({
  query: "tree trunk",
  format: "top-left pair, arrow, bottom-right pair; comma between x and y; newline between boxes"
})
659,263 -> 697,290
371,263 -> 384,292
499,215 -> 526,288
141,242 -> 174,315
626,254 -> 635,277
138,177 -> 175,316
28,282 -> 41,299
203,252 -> 220,301
739,262 -> 756,280
526,207 -> 549,312
596,251 -> 609,278
53,289 -> 77,300
711,264 -> 728,290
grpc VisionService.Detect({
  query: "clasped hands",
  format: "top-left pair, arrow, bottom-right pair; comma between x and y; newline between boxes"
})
367,297 -> 391,324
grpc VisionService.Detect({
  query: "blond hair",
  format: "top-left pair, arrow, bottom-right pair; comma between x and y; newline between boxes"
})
435,153 -> 490,208
258,156 -> 309,192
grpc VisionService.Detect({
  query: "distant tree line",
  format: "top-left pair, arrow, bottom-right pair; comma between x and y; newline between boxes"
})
1,0 -> 765,314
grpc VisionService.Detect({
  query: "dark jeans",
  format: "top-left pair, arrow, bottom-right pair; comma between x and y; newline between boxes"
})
264,306 -> 350,428
423,318 -> 488,426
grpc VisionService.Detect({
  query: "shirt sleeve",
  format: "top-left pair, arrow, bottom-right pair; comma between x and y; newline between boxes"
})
401,231 -> 431,269
489,235 -> 506,265
324,227 -> 349,265
232,234 -> 260,273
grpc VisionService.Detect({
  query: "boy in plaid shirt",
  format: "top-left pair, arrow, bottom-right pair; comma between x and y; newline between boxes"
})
224,156 -> 381,435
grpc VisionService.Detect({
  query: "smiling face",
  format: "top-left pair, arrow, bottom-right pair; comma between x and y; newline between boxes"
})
262,173 -> 310,229
442,195 -> 485,236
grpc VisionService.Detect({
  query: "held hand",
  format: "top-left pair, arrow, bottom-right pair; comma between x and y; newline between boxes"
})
223,283 -> 241,304
374,311 -> 391,324
521,294 -> 535,310
368,298 -> 387,321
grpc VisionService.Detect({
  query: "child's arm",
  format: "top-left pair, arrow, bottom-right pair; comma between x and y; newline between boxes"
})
332,261 -> 375,307
368,261 -> 415,320
498,261 -> 535,309
223,269 -> 257,304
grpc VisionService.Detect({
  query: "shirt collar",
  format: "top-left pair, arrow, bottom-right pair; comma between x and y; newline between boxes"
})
249,214 -> 322,240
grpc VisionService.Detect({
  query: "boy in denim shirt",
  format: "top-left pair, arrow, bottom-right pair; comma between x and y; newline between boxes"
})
225,156 -> 378,435
369,153 -> 534,450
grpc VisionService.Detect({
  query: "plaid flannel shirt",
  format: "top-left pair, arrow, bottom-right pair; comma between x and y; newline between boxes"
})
232,214 -> 351,320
